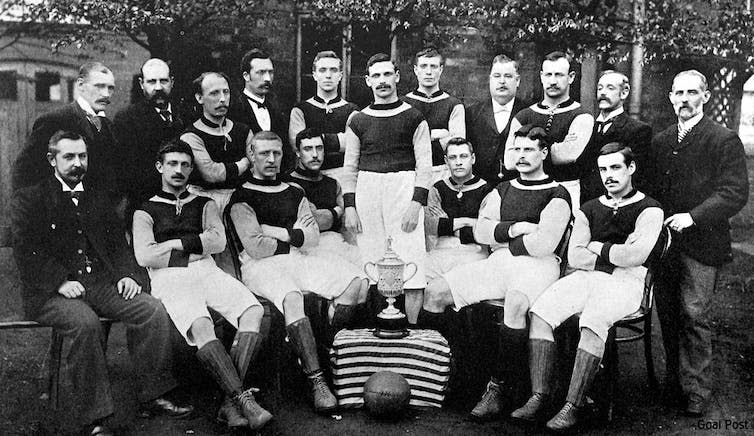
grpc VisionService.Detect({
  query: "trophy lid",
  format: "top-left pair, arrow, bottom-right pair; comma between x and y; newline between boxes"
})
376,236 -> 405,266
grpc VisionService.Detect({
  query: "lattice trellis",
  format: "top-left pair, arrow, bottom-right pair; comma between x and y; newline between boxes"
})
708,67 -> 737,128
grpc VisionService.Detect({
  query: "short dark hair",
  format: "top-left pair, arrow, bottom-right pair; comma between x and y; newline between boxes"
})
192,72 -> 230,96
156,140 -> 194,165
514,124 -> 552,149
444,137 -> 474,155
491,54 -> 519,75
366,53 -> 395,72
248,131 -> 283,154
312,51 -> 342,71
78,62 -> 111,80
598,142 -> 634,166
48,130 -> 85,156
543,51 -> 574,72
295,128 -> 323,150
415,47 -> 444,65
241,48 -> 271,75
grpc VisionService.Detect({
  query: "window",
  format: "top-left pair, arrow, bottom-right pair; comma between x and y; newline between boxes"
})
0,70 -> 17,100
35,72 -> 62,102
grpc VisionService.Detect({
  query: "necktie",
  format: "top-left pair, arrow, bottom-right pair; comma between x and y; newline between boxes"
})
158,109 -> 172,123
69,191 -> 81,206
88,115 -> 102,131
678,124 -> 690,143
250,98 -> 266,109
596,119 -> 612,134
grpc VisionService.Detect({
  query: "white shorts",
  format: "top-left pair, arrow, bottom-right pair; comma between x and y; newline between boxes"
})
443,248 -> 560,311
187,185 -> 235,214
530,267 -> 646,342
356,171 -> 427,289
425,238 -> 489,281
149,257 -> 261,346
241,250 -> 362,313
303,231 -> 362,269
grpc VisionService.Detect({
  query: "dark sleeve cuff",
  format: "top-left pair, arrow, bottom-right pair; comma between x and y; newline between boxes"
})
274,241 -> 291,255
412,187 -> 429,206
328,208 -> 340,230
595,256 -> 616,274
168,250 -> 190,267
459,227 -> 475,244
344,193 -> 356,208
437,217 -> 454,236
181,235 -> 204,254
224,162 -> 240,184
493,221 -> 515,242
323,133 -> 341,153
600,242 -> 614,265
508,235 -> 530,256
288,228 -> 305,248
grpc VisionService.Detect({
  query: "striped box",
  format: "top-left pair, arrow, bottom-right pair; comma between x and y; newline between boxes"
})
330,328 -> 451,408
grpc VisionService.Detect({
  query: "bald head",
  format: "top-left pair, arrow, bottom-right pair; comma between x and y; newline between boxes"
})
139,58 -> 173,108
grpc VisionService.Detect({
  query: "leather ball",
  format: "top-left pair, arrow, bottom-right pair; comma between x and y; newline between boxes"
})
363,371 -> 411,418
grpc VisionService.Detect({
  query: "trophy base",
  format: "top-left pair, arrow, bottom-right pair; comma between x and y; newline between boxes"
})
374,314 -> 409,339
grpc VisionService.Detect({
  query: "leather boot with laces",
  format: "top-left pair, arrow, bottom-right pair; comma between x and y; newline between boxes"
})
308,370 -> 337,413
216,395 -> 247,428
469,379 -> 504,421
511,392 -> 548,422
234,388 -> 273,430
546,402 -> 579,432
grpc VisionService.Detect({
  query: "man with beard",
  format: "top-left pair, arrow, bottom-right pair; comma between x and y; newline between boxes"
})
228,48 -> 293,173
13,62 -> 125,195
11,131 -> 193,435
505,51 -> 594,209
114,58 -> 185,206
578,71 -> 652,202
403,47 -> 465,183
180,72 -> 252,213
288,51 -> 359,183
466,54 -> 528,186
650,70 -> 748,417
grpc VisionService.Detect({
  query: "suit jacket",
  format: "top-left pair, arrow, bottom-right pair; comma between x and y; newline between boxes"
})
227,92 -> 294,172
10,177 -> 146,318
649,116 -> 749,266
12,102 -> 124,192
579,112 -> 653,202
466,97 -> 529,186
113,100 -> 185,204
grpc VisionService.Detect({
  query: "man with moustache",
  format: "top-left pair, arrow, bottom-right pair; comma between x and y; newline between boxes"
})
11,131 -> 192,436
403,47 -> 465,183
114,58 -> 185,206
506,51 -> 594,208
132,140 -> 271,431
229,131 -> 368,413
578,71 -> 652,202
13,62 -> 125,194
419,125 -> 571,420
650,70 -> 748,416
228,48 -> 293,172
180,72 -> 252,213
466,54 -> 528,186
342,53 -> 432,323
512,143 -> 663,431
288,51 -> 359,183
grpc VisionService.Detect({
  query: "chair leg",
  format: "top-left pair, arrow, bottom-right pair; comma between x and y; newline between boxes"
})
48,329 -> 63,410
605,327 -> 618,422
643,315 -> 658,390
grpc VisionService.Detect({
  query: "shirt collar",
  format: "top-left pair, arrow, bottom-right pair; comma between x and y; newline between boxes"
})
248,176 -> 281,186
537,98 -> 574,111
606,188 -> 637,200
243,89 -> 266,106
153,103 -> 173,114
413,89 -> 444,99
76,96 -> 106,117
54,173 -> 84,193
370,100 -> 403,111
596,107 -> 624,122
492,98 -> 514,114
516,176 -> 554,186
155,189 -> 190,201
313,95 -> 342,105
679,112 -> 704,131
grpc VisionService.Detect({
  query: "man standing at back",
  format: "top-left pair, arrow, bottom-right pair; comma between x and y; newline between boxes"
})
506,51 -> 594,208
403,47 -> 465,183
466,54 -> 528,186
288,51 -> 359,183
114,58 -> 185,206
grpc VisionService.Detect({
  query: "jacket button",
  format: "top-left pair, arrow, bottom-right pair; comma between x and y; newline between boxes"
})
77,249 -> 83,254
77,229 -> 83,234
672,151 -> 678,155
665,170 -> 670,175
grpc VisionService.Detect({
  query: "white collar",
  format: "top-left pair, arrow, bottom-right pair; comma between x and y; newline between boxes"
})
596,107 -> 624,122
243,88 -> 266,105
679,112 -> 703,131
492,98 -> 514,114
76,96 -> 106,118
153,103 -> 172,114
54,173 -> 84,193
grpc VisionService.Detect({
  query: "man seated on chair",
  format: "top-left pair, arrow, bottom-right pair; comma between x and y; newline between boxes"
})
228,131 -> 368,413
418,137 -> 491,323
512,142 -> 663,432
11,130 -> 193,436
419,124 -> 572,420
132,140 -> 272,431
284,127 -> 361,268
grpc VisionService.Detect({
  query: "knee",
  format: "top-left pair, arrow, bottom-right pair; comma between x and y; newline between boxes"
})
240,304 -> 264,323
282,291 -> 304,312
423,279 -> 451,309
337,278 -> 362,305
504,291 -> 531,323
73,312 -> 104,336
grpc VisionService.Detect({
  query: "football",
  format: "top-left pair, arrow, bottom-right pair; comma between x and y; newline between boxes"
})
363,371 -> 411,418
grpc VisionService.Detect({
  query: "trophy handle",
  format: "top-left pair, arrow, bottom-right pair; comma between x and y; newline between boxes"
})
402,262 -> 418,283
364,262 -> 379,283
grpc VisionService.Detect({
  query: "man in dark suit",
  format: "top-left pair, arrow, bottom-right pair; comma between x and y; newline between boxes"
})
650,70 -> 748,417
578,70 -> 652,202
11,131 -> 193,435
466,54 -> 528,186
227,48 -> 293,172
13,62 -> 125,194
113,58 -> 185,206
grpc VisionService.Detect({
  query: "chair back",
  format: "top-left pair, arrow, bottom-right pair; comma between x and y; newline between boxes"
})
222,209 -> 244,280
642,226 -> 673,310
